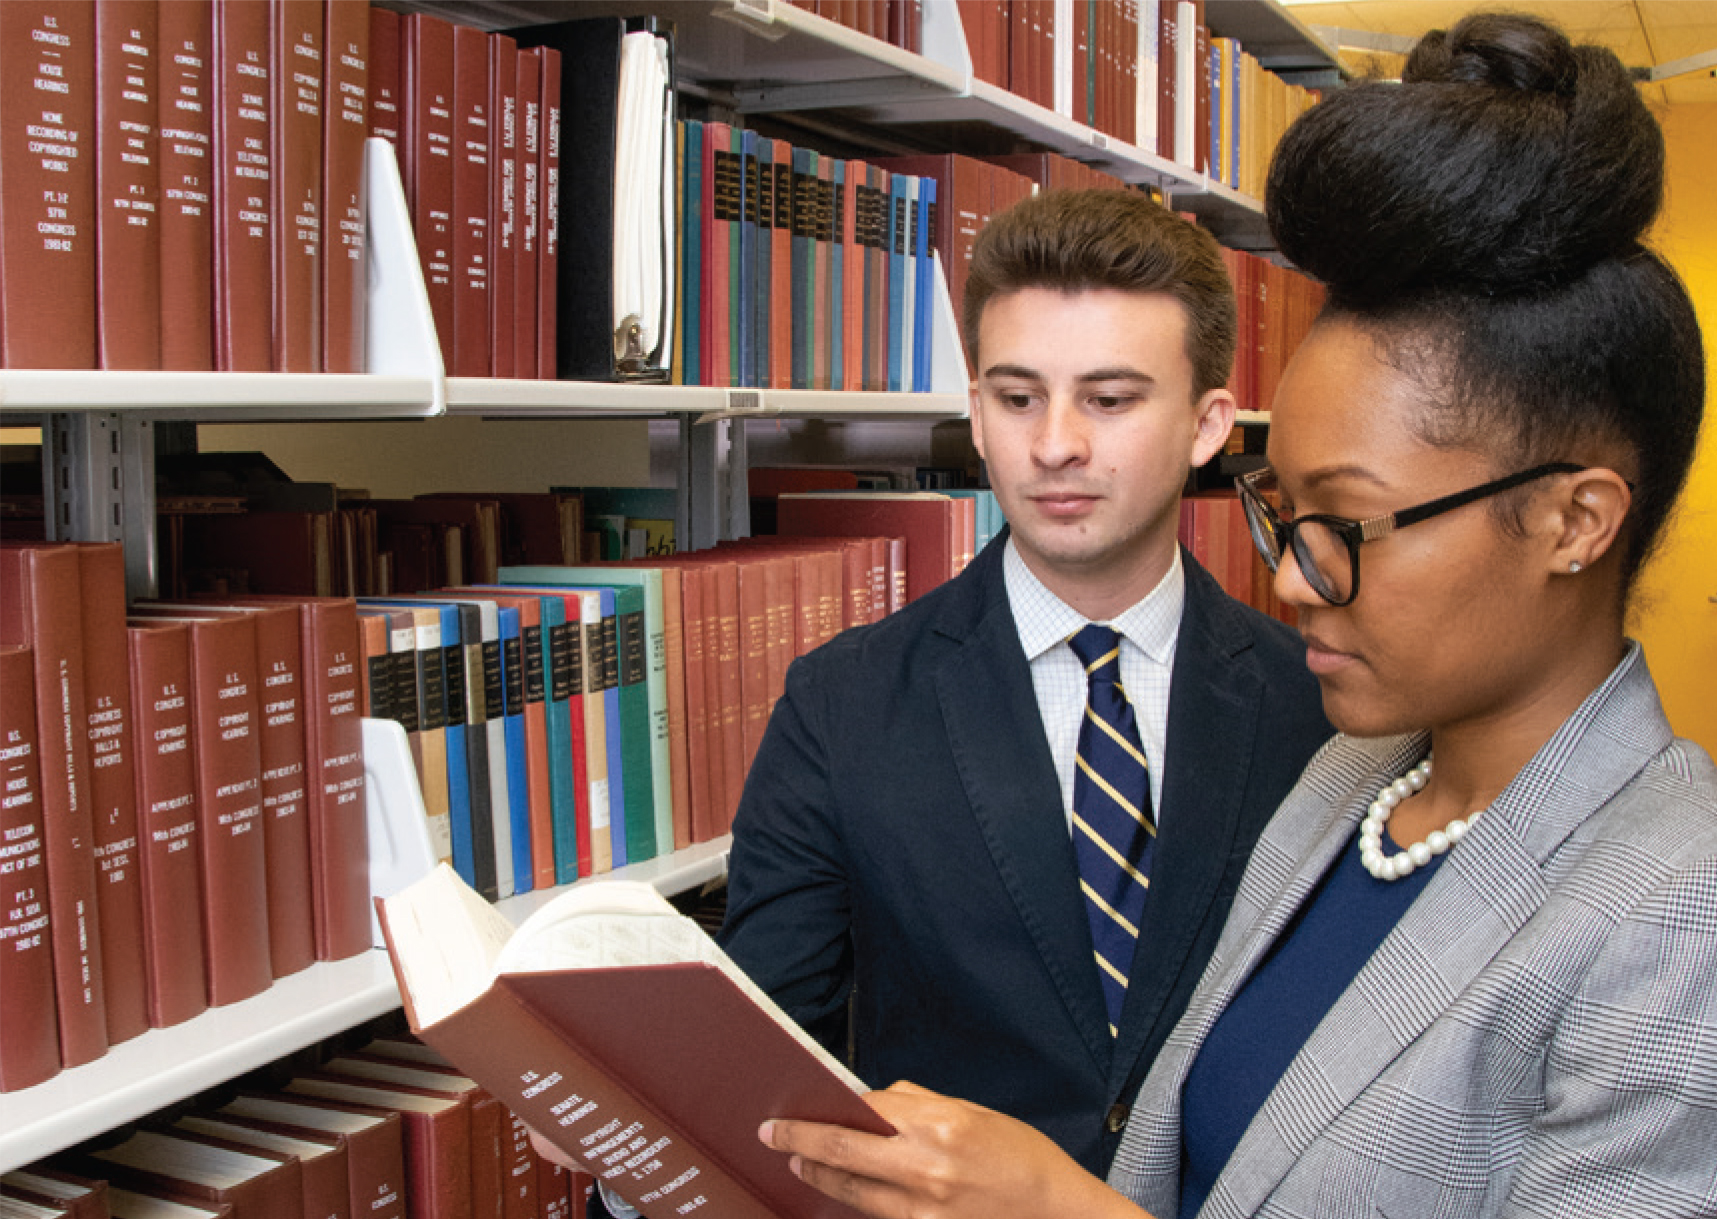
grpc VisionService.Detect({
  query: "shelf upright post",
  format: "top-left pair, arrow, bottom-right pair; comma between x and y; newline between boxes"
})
678,414 -> 752,550
44,412 -> 158,600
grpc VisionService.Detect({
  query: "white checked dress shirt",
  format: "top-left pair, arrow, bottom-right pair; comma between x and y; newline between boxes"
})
1003,539 -> 1184,829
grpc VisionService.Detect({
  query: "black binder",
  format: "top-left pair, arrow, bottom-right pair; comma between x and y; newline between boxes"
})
508,16 -> 676,383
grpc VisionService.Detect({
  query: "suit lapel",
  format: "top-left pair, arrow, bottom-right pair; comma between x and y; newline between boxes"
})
933,547 -> 1115,1073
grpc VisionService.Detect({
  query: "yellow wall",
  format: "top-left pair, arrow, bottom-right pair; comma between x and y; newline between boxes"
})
1637,102 -> 1717,753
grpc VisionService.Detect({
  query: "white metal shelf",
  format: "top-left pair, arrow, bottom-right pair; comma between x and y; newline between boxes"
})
0,836 -> 734,1174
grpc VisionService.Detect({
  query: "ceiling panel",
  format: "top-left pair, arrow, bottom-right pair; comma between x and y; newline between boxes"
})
1281,0 -> 1717,103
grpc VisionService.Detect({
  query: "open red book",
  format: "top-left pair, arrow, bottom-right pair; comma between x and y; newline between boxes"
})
377,867 -> 892,1219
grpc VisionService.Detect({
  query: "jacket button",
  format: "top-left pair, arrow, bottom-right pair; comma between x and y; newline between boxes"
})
1105,1104 -> 1130,1133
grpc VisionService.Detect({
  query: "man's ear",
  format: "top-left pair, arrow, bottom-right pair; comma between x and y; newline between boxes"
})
968,382 -> 988,463
1189,388 -> 1237,469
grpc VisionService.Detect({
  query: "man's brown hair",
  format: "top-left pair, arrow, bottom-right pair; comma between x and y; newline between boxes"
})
962,189 -> 1238,398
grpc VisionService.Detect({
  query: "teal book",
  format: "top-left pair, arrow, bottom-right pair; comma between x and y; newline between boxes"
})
501,566 -> 673,858
495,604 -> 532,894
791,146 -> 816,389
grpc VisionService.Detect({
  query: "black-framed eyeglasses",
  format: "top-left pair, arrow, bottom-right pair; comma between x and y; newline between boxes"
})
1236,462 -> 1586,606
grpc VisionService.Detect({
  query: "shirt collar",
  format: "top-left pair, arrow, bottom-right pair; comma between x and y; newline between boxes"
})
1004,538 -> 1185,665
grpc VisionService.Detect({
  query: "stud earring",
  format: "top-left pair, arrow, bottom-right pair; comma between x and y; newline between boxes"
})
1569,560 -> 1583,574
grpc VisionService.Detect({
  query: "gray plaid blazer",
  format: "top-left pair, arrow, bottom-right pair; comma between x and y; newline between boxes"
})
1109,644 -> 1717,1218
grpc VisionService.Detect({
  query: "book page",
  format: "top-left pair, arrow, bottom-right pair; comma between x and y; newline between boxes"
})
497,879 -> 867,1094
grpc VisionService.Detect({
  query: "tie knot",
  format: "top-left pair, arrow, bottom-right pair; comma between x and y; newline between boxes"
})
1069,624 -> 1123,677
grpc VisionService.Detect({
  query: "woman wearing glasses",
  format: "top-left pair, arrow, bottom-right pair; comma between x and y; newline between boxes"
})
761,11 -> 1715,1218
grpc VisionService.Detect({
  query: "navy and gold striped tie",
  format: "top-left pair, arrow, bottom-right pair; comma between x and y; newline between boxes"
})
1069,624 -> 1155,1035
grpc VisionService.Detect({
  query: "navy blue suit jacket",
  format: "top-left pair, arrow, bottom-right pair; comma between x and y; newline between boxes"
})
720,532 -> 1333,1175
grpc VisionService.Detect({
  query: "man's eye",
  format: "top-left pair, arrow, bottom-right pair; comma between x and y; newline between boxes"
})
1091,395 -> 1135,411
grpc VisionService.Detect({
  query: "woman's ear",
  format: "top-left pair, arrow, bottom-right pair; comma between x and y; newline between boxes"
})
1546,467 -> 1632,576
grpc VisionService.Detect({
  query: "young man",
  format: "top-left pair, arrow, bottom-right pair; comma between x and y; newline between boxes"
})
719,189 -> 1333,1174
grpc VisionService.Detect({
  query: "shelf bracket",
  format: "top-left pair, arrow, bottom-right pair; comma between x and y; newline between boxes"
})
44,412 -> 158,600
678,414 -> 751,549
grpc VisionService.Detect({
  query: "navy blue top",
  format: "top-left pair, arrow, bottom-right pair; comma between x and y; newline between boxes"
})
1177,822 -> 1445,1219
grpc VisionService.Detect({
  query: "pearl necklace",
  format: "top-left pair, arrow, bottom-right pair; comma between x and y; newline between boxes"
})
1358,757 -> 1478,881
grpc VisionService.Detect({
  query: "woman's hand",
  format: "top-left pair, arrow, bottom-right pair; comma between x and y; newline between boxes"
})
759,1081 -> 1151,1219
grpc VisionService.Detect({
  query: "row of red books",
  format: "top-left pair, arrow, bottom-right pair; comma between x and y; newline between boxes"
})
2,1034 -> 594,1219
789,0 -> 924,53
0,0 -> 371,373
367,7 -> 562,381
1179,491 -> 1295,627
955,0 -> 1320,188
1220,248 -> 1326,415
0,541 -> 371,1093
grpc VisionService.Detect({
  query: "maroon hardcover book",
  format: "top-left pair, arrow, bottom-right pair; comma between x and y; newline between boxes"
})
0,644 -> 60,1092
0,1 -> 98,369
0,544 -> 107,1067
271,0 -> 323,372
513,47 -> 541,380
180,611 -> 274,1005
171,1116 -> 351,1219
535,46 -> 561,380
366,6 -> 400,145
95,0 -> 162,371
218,1093 -> 407,1219
451,23 -> 490,379
212,595 -> 369,962
487,34 -> 517,379
402,11 -> 455,370
212,0 -> 273,371
125,618 -> 211,1029
76,542 -> 148,1045
157,0 -> 214,371
136,600 -> 318,979
322,0 -> 368,374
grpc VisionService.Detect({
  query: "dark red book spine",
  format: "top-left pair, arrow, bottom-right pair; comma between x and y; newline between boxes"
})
298,600 -> 369,961
250,604 -> 316,978
270,0 -> 323,372
535,46 -> 560,380
184,613 -> 273,1005
512,47 -> 540,380
0,544 -> 107,1067
451,22 -> 490,379
77,542 -> 147,1045
487,34 -> 517,379
157,0 -> 213,371
366,5 -> 400,145
212,0 -> 273,371
0,643 -> 61,1092
322,0 -> 368,373
95,0 -> 162,371
125,619 -> 210,1029
402,11 -> 455,370
0,1 -> 98,370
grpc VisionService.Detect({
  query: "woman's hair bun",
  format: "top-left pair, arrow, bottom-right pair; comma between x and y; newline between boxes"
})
1265,11 -> 1663,304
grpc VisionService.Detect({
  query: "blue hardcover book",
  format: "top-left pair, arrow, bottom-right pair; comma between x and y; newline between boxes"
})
681,119 -> 703,385
887,172 -> 908,391
495,604 -> 532,893
914,175 -> 935,392
1228,44 -> 1243,190
829,158 -> 844,391
738,127 -> 758,388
